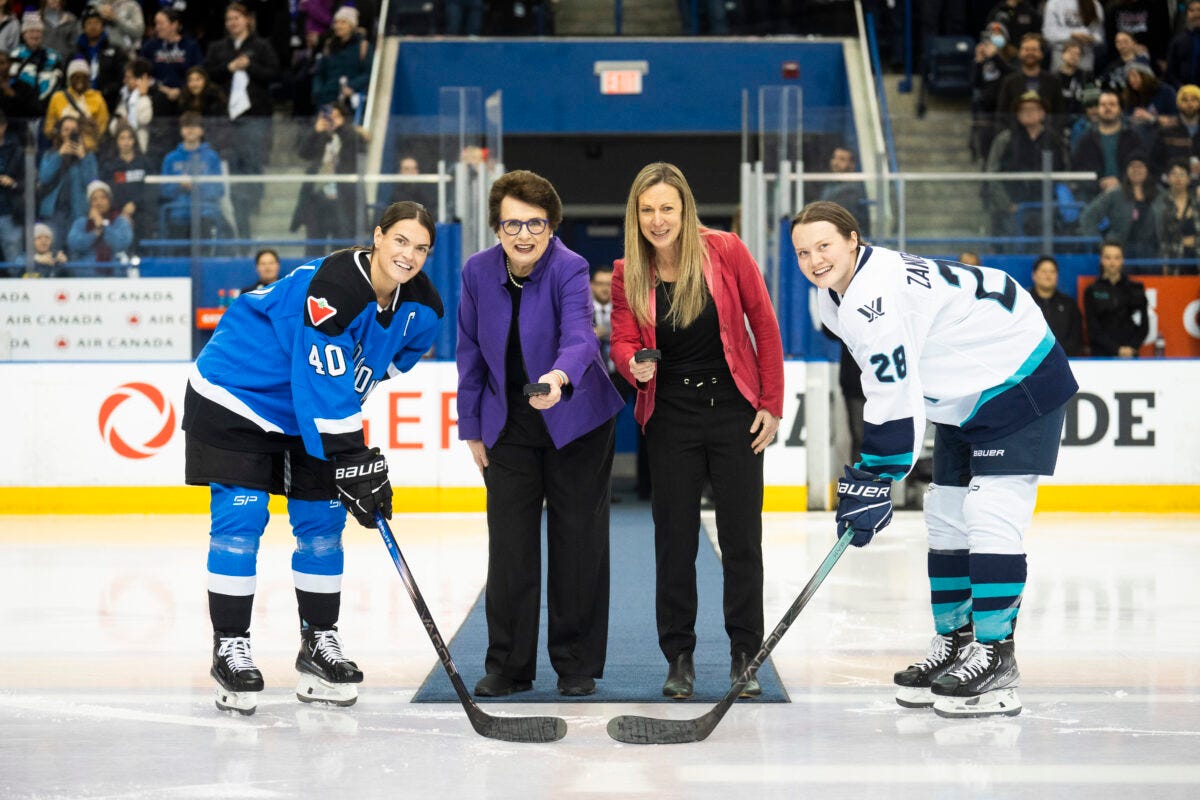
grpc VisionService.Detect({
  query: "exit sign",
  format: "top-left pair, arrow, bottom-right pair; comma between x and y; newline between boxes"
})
594,60 -> 649,96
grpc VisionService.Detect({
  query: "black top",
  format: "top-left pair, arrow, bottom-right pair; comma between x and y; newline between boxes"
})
654,279 -> 731,381
501,274 -> 552,447
1029,288 -> 1085,357
1082,273 -> 1149,356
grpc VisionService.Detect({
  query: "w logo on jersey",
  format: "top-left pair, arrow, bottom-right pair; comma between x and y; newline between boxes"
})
307,296 -> 338,326
857,297 -> 884,322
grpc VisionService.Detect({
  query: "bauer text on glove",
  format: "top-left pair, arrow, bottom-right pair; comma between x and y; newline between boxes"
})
835,465 -> 893,547
334,447 -> 392,528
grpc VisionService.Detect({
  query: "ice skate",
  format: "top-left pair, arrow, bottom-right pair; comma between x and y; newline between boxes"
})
211,632 -> 264,716
295,626 -> 363,707
893,624 -> 973,708
931,638 -> 1022,718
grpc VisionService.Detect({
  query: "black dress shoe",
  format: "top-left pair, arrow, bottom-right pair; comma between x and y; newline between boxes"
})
556,675 -> 596,697
730,652 -> 761,698
662,652 -> 695,699
473,674 -> 533,697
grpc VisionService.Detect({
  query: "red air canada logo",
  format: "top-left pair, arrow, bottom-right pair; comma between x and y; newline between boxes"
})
307,296 -> 337,326
98,382 -> 177,459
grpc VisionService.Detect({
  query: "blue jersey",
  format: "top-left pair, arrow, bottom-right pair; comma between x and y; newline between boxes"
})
184,249 -> 443,460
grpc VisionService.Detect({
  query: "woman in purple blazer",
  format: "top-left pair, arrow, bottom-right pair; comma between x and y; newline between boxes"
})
456,170 -> 625,698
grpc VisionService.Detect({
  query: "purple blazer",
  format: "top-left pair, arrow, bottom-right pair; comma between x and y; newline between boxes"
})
456,237 -> 624,449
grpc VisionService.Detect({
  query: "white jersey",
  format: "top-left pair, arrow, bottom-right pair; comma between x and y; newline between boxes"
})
820,245 -> 1077,480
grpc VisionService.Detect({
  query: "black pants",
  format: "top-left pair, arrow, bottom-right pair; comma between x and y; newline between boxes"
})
646,375 -> 764,660
481,417 -> 615,681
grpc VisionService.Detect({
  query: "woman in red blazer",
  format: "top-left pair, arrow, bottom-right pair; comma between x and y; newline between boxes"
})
611,161 -> 784,700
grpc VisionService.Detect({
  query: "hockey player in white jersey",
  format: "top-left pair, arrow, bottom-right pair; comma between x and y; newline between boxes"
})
790,201 -> 1078,718
184,202 -> 443,714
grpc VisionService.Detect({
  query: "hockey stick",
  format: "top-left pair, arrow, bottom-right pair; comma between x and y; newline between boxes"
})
607,529 -> 855,744
373,512 -> 567,743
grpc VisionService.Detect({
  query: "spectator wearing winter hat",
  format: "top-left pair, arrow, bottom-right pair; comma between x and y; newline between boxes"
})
25,222 -> 68,278
40,0 -> 80,60
1151,85 -> 1200,179
1122,59 -> 1176,146
311,5 -> 372,108
43,57 -> 109,150
74,6 -> 127,113
67,178 -> 132,266
12,11 -> 65,113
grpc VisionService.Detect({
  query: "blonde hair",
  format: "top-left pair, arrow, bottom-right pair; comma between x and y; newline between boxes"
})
621,162 -> 709,328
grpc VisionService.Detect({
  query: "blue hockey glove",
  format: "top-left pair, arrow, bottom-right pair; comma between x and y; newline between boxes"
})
835,465 -> 894,547
334,447 -> 392,528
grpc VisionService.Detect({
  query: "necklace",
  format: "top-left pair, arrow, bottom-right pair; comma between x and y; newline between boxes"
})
504,256 -> 527,289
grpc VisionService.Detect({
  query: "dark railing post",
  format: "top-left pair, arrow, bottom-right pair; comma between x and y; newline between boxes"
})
898,0 -> 913,93
614,0 -> 622,35
1041,149 -> 1054,255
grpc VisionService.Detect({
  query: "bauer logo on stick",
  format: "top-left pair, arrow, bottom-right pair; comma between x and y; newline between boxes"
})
307,296 -> 338,326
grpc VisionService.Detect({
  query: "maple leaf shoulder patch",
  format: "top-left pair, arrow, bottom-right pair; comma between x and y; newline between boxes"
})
307,295 -> 338,326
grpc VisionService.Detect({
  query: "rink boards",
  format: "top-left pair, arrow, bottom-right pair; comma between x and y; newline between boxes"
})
0,360 -> 1196,513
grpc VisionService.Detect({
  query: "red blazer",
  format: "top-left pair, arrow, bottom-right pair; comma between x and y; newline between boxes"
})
611,228 -> 785,429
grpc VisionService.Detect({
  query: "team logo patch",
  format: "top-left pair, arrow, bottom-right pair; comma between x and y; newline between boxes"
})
857,297 -> 884,322
308,296 -> 338,326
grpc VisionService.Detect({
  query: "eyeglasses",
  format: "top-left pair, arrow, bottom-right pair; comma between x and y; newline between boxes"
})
499,218 -> 549,236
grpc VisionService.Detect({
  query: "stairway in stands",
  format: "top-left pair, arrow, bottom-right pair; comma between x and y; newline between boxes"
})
555,0 -> 680,35
881,74 -> 986,246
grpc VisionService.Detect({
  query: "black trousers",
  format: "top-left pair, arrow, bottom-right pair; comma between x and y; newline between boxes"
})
646,376 -> 764,660
481,417 -> 615,681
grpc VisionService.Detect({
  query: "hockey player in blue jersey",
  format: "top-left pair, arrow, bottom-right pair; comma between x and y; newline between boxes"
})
790,201 -> 1078,718
183,201 -> 443,714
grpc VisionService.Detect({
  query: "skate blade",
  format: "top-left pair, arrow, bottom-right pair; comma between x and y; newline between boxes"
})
296,672 -> 359,707
932,688 -> 1022,719
214,685 -> 258,716
895,686 -> 935,708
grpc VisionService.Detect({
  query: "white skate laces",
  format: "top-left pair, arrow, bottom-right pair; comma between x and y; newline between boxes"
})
945,641 -> 991,682
309,629 -> 349,663
913,633 -> 954,670
218,636 -> 256,671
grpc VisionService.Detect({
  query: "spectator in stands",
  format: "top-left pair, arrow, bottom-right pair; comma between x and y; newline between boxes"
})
1151,84 -> 1200,178
241,247 -> 280,293
205,2 -> 280,239
957,250 -> 982,265
996,34 -> 1065,132
972,23 -> 1015,161
175,66 -> 229,152
1079,153 -> 1159,258
290,100 -> 361,247
311,6 -> 371,110
0,109 -> 22,270
987,0 -> 1041,44
13,12 -> 64,114
44,58 -> 109,152
817,145 -> 869,234
1070,85 -> 1103,150
1082,241 -> 1148,356
1153,159 -> 1200,273
1055,38 -> 1092,132
1029,255 -> 1085,355
160,111 -> 229,240
1122,61 -> 1177,142
67,178 -> 132,266
1071,89 -> 1144,200
108,57 -> 152,153
37,115 -> 97,246
986,91 -> 1068,240
1097,30 -> 1149,93
88,0 -> 144,59
140,8 -> 204,110
388,153 -> 437,211
74,7 -> 126,112
1165,0 -> 1200,88
0,50 -> 39,127
444,0 -> 485,35
0,2 -> 20,55
40,0 -> 79,60
1043,0 -> 1105,73
100,122 -> 154,246
26,222 -> 67,277
299,0 -> 337,48
1104,0 -> 1171,75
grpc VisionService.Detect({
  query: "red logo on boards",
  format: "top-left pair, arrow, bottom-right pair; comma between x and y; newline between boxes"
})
307,296 -> 337,326
97,382 -> 177,459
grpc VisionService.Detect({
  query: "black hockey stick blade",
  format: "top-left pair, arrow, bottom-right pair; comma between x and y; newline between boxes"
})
373,512 -> 567,743
607,530 -> 855,744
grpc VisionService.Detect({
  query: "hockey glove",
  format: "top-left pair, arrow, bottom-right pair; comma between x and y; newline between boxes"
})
835,465 -> 894,547
334,447 -> 392,528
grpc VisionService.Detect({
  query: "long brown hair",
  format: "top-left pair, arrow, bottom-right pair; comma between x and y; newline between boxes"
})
622,162 -> 708,327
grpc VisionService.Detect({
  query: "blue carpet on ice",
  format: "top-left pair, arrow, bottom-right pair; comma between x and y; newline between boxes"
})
411,505 -> 788,703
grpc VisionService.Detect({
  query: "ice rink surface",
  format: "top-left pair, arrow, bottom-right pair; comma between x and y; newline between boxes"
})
2,510 -> 1198,799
